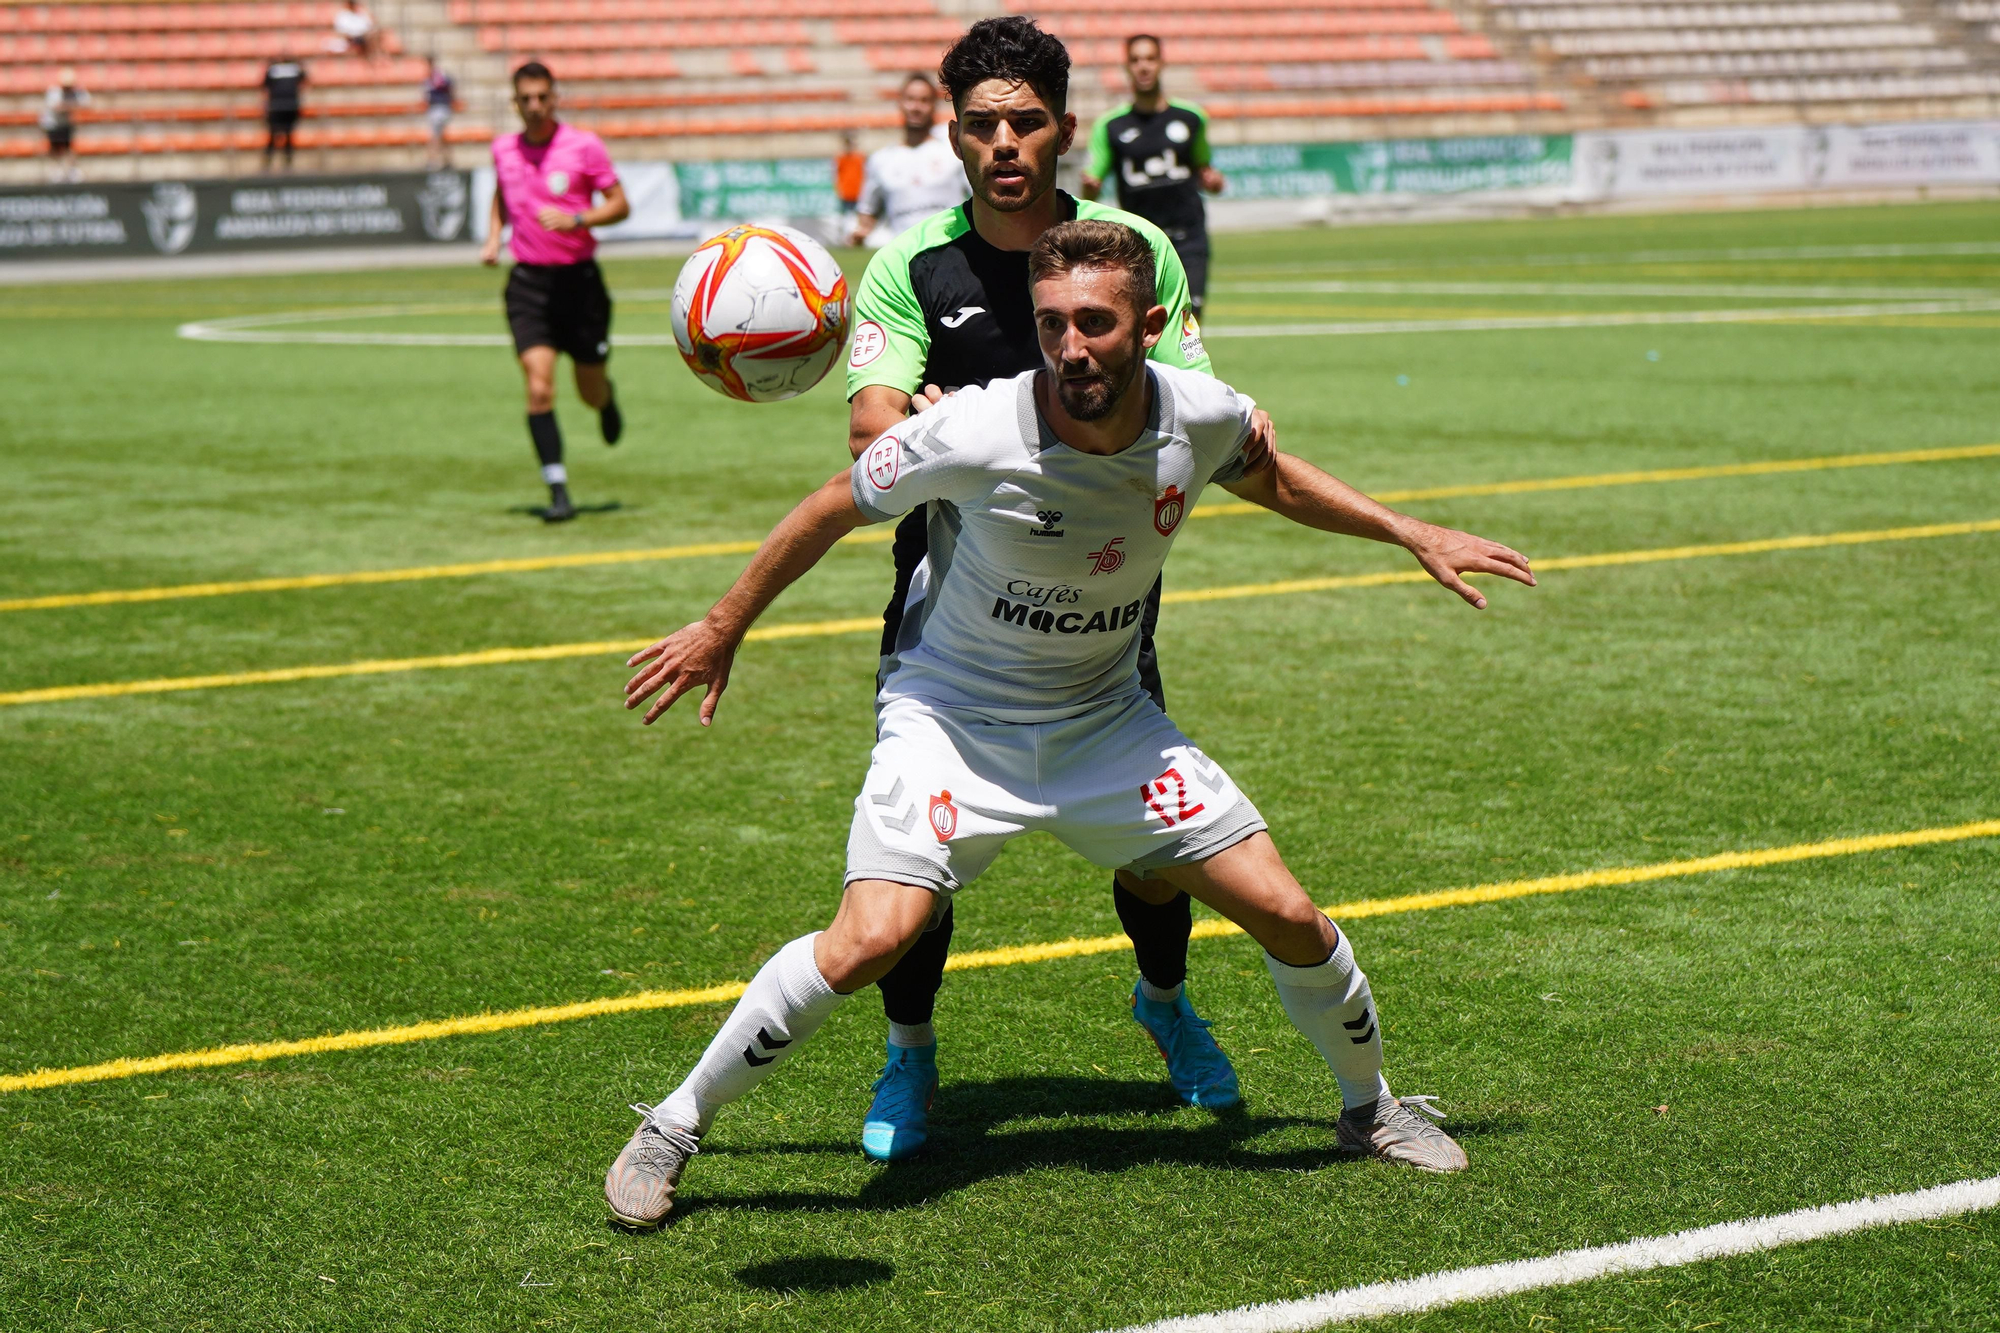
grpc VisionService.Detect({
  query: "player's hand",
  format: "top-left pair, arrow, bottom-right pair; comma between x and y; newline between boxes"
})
1400,522 -> 1535,610
1241,409 -> 1277,474
478,238 -> 501,267
537,205 -> 579,232
1199,165 -> 1226,194
907,384 -> 949,413
624,619 -> 740,726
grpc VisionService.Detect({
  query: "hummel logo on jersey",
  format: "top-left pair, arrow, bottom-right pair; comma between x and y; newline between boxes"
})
939,306 -> 986,329
991,596 -> 1145,635
1031,509 -> 1065,538
1086,537 -> 1126,575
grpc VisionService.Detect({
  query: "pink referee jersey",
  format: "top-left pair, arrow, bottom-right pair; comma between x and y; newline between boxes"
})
491,122 -> 618,266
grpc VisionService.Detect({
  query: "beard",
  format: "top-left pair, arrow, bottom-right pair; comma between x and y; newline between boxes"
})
1055,347 -> 1140,422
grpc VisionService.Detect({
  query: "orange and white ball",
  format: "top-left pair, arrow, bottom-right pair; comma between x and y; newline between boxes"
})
671,224 -> 851,402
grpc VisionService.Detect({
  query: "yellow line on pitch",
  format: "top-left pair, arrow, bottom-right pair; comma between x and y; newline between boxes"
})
1187,441 -> 2000,518
3,519 -> 1995,709
1159,517 -> 2000,606
5,818 -> 1994,1096
6,443 -> 1994,614
0,532 -> 895,615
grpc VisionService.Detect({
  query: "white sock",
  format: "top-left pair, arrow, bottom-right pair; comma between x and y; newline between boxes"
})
656,934 -> 844,1136
887,1021 -> 935,1048
541,462 -> 568,485
1264,925 -> 1391,1112
1137,977 -> 1183,1004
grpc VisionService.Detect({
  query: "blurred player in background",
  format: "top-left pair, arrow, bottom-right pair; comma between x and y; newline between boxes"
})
480,61 -> 631,523
1080,35 -> 1225,314
841,16 -> 1275,1166
846,73 -> 970,248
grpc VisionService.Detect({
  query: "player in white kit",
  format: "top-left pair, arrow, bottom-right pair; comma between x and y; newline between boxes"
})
847,72 -> 971,247
603,221 -> 1536,1227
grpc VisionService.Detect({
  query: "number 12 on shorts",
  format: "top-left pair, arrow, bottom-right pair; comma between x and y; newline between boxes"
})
1143,767 -> 1206,828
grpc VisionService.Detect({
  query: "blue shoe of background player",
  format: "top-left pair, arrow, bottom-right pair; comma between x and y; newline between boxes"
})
862,1039 -> 938,1162
1132,982 -> 1241,1109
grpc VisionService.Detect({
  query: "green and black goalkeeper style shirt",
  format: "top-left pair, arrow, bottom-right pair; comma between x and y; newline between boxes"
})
1086,101 -> 1212,239
845,193 -> 1211,402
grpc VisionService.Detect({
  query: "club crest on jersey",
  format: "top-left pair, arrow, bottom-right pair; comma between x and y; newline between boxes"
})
865,434 -> 900,490
1153,485 -> 1186,536
1087,537 -> 1126,575
928,790 -> 958,842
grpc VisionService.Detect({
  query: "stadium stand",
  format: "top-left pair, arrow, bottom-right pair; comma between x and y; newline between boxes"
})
1479,0 -> 2000,113
0,0 -> 1993,181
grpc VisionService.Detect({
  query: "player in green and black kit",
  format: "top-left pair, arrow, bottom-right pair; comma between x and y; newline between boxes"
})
843,17 -> 1276,1164
1080,34 -> 1226,314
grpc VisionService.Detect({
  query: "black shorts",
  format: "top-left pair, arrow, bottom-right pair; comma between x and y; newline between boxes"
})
46,127 -> 73,154
504,259 -> 613,364
881,506 -> 1167,711
1167,232 -> 1210,315
266,111 -> 298,134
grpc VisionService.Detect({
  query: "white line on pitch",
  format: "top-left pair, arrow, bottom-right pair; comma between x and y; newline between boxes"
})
1203,298 -> 2000,339
1103,1174 -> 2000,1333
1226,240 -> 2000,277
1213,281 -> 1993,300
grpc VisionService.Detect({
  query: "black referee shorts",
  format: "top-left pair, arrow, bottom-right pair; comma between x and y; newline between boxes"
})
1168,231 -> 1210,316
504,259 -> 613,364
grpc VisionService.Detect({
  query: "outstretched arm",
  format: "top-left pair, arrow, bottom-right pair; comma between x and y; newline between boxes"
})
1220,451 -> 1535,609
625,472 -> 873,725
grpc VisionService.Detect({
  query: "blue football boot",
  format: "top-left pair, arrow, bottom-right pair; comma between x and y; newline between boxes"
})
1131,981 -> 1241,1109
862,1038 -> 938,1162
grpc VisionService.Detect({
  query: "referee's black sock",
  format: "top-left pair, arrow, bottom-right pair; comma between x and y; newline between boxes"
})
527,411 -> 566,488
1114,878 -> 1192,993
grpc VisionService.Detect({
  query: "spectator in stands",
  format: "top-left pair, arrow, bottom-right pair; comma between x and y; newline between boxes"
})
847,73 -> 968,248
424,57 -> 457,169
835,132 -> 866,222
263,56 -> 307,172
333,1 -> 378,58
1079,35 -> 1225,314
41,68 -> 88,184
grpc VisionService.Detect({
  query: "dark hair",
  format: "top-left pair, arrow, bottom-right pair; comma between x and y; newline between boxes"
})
939,16 -> 1069,115
902,71 -> 936,93
1125,33 -> 1163,59
512,60 -> 555,87
1028,219 -> 1157,312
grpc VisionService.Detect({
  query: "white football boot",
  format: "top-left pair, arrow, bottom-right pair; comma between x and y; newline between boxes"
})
604,1104 -> 701,1228
1337,1094 -> 1468,1173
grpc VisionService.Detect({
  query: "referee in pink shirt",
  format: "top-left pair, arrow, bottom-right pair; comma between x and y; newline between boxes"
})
481,61 -> 631,523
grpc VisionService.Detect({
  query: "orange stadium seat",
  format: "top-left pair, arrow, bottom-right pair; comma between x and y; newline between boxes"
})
448,0 -> 937,19
476,21 -> 811,53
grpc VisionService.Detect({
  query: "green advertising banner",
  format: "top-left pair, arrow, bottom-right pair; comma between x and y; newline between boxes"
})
1214,135 -> 1572,198
673,158 -> 838,222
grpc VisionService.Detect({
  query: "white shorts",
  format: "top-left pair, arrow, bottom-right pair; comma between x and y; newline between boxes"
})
846,693 -> 1266,897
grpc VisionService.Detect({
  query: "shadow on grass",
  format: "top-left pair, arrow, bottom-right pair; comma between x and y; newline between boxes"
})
735,1254 -> 895,1292
685,1074 -> 1362,1218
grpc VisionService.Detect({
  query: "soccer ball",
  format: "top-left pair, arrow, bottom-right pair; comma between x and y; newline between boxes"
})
671,224 -> 851,402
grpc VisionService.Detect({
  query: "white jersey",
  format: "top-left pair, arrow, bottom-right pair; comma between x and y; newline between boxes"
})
858,127 -> 971,241
850,364 -> 1257,722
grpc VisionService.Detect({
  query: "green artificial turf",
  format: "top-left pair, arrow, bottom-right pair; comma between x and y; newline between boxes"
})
3,200 -> 1999,1331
